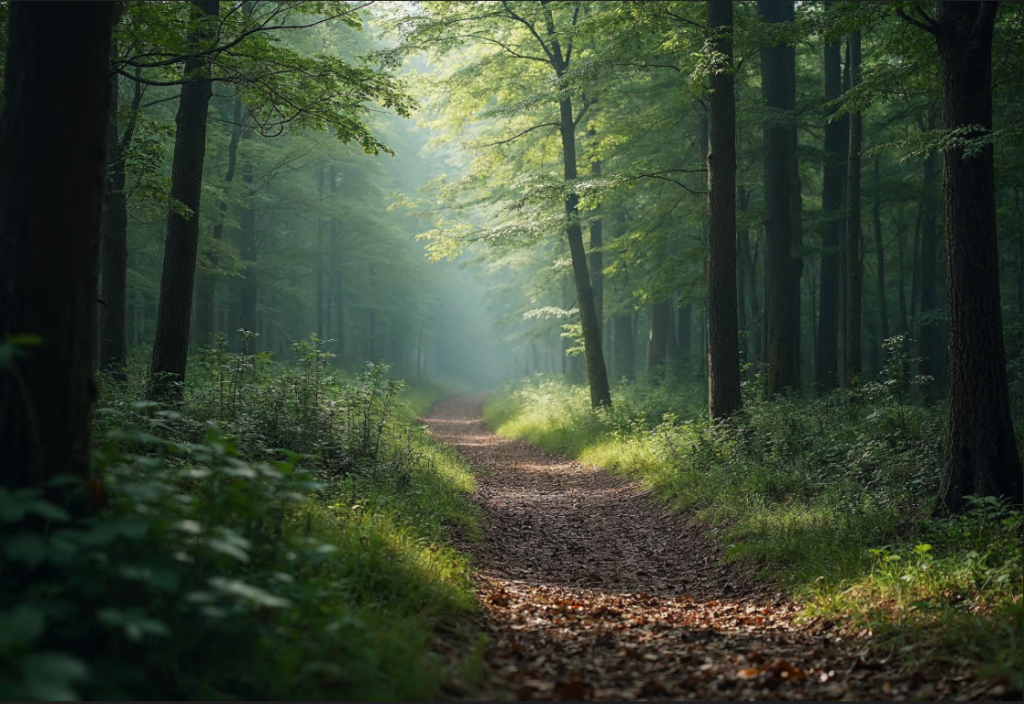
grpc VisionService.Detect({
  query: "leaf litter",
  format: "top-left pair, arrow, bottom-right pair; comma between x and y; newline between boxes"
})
424,394 -> 1009,701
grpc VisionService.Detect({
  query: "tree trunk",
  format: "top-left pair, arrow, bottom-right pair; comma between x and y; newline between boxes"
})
315,162 -> 325,338
149,0 -> 220,400
237,129 -> 256,352
930,1 -> 1022,512
99,62 -> 132,381
918,111 -> 942,392
647,299 -> 671,374
816,21 -> 842,393
589,135 -> 604,335
844,31 -> 863,385
706,0 -> 741,419
611,213 -> 634,381
196,96 -> 243,346
0,1 -> 117,488
758,0 -> 800,395
737,186 -> 750,373
873,155 -> 888,345
557,96 -> 611,406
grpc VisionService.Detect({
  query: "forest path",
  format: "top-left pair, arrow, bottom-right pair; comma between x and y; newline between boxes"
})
423,394 -> 963,701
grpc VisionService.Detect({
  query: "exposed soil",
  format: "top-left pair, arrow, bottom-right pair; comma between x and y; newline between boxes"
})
423,394 -> 1000,701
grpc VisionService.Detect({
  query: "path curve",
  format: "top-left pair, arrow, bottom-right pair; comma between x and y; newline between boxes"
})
424,394 -> 977,701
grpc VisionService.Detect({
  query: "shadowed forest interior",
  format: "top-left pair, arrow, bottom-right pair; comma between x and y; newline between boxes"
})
0,1 -> 1021,700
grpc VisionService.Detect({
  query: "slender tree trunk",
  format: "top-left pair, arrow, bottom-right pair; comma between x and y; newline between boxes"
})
149,0 -> 220,400
647,299 -> 671,374
873,155 -> 888,345
589,135 -> 604,335
196,96 -> 243,346
0,1 -> 117,487
540,8 -> 611,407
928,1 -> 1022,512
918,111 -> 942,392
758,0 -> 800,395
817,22 -> 842,393
99,61 -> 134,380
737,186 -> 750,374
611,214 -> 635,381
315,162 -> 324,338
706,0 -> 741,419
237,130 -> 257,353
557,96 -> 610,405
844,31 -> 863,385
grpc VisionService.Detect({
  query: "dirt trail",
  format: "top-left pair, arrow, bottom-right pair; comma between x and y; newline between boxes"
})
423,394 -> 977,701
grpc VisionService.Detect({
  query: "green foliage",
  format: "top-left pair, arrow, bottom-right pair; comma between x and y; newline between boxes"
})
484,366 -> 1023,687
1,348 -> 482,700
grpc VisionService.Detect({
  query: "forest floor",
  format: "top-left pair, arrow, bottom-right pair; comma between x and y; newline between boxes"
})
423,394 -> 995,702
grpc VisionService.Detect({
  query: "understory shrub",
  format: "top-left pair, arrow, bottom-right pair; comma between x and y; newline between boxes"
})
0,336 -> 482,700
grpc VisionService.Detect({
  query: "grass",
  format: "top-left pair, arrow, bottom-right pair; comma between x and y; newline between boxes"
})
483,371 -> 1023,689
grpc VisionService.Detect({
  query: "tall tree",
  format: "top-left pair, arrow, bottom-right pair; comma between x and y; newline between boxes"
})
149,0 -> 220,400
816,14 -> 842,394
195,96 -> 244,347
237,126 -> 257,352
917,110 -> 942,394
844,30 -> 862,385
872,155 -> 889,345
758,0 -> 800,395
0,2 -> 118,487
705,0 -> 741,419
899,1 -> 1023,512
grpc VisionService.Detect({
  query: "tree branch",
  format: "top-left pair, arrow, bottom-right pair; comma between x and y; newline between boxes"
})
471,122 -> 560,147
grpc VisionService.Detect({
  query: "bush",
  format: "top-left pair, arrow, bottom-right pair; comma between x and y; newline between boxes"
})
1,336 -> 482,700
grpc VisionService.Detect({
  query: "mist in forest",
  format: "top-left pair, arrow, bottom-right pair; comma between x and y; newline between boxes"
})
0,2 -> 1021,701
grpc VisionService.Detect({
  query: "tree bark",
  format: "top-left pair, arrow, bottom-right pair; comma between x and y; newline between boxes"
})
195,96 -> 243,346
149,0 -> 220,400
611,213 -> 635,381
816,20 -> 842,393
737,186 -> 750,375
873,155 -> 888,344
758,0 -> 800,395
0,1 -> 117,488
706,0 -> 742,419
929,1 -> 1022,512
918,111 -> 942,393
647,299 -> 671,374
237,128 -> 257,352
98,59 -> 134,381
541,6 -> 611,407
844,31 -> 862,385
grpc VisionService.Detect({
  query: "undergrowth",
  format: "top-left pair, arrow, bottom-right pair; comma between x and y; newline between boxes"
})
0,335 -> 482,700
484,338 -> 1023,690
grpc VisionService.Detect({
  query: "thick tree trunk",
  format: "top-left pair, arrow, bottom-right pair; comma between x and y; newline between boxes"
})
816,24 -> 842,393
931,1 -> 1022,512
149,0 -> 220,400
0,2 -> 117,488
706,0 -> 741,419
873,155 -> 888,345
758,0 -> 800,395
844,31 -> 863,385
195,96 -> 243,346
